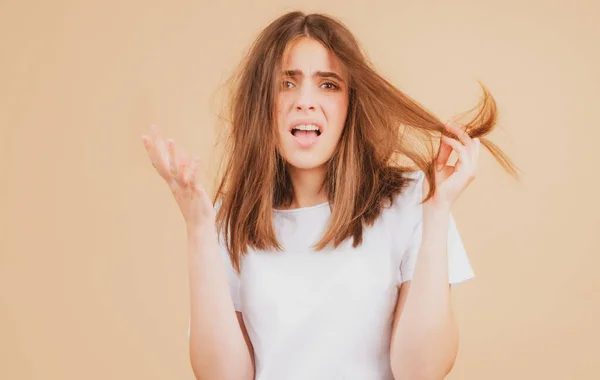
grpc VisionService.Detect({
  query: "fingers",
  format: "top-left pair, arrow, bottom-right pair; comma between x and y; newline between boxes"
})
441,134 -> 480,176
151,125 -> 171,169
441,136 -> 469,170
444,122 -> 475,150
435,137 -> 453,171
141,125 -> 199,188
141,127 -> 170,181
443,122 -> 481,164
187,156 -> 201,191
167,139 -> 179,181
178,153 -> 191,184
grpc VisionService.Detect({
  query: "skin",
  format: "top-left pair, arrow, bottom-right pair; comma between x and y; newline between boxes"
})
391,123 -> 480,380
141,36 -> 481,380
275,37 -> 350,210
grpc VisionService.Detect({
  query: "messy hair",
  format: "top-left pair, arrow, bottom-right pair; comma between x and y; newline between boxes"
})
212,11 -> 517,272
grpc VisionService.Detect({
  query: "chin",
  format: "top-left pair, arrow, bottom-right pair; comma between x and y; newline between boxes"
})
284,154 -> 329,171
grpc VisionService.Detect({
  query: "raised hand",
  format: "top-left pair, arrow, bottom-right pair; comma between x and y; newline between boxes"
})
428,122 -> 481,208
141,125 -> 215,229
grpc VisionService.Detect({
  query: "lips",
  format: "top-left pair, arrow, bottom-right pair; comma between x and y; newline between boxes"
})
288,120 -> 324,135
287,120 -> 324,148
291,127 -> 321,137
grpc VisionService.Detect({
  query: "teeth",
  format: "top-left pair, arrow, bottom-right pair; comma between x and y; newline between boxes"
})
293,124 -> 320,132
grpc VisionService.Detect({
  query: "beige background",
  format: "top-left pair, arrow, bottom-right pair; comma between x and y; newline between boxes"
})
1,0 -> 598,379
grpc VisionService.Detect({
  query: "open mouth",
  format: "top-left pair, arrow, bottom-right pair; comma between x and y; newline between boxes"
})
291,125 -> 322,137
290,124 -> 322,147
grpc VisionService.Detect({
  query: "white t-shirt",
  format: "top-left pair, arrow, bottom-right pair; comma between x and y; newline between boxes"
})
190,170 -> 474,379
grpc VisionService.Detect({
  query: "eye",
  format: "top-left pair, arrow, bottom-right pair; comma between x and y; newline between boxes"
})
321,82 -> 339,90
282,80 -> 295,89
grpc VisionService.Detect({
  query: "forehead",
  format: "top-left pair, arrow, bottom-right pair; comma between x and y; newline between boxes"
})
281,37 -> 344,75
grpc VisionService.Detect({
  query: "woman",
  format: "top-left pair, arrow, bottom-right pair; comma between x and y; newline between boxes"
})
141,11 -> 515,380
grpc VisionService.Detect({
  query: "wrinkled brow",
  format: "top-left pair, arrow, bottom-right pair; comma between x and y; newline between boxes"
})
283,69 -> 345,83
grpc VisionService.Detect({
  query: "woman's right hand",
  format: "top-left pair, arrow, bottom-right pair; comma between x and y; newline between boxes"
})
141,125 -> 215,230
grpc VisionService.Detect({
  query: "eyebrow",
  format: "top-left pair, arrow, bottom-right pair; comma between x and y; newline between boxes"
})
283,69 -> 345,83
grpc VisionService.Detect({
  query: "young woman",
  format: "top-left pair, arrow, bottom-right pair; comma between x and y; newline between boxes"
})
141,11 -> 515,380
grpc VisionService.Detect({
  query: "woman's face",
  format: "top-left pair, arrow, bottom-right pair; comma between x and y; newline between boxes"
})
276,37 -> 349,170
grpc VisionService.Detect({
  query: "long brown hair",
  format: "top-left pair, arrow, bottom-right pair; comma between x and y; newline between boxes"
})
212,11 -> 517,273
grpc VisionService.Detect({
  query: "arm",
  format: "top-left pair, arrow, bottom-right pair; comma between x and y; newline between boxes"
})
390,122 -> 480,379
390,204 -> 457,380
188,225 -> 255,380
140,125 -> 254,380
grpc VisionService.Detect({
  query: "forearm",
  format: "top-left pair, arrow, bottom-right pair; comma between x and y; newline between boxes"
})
391,204 -> 459,380
187,225 -> 253,380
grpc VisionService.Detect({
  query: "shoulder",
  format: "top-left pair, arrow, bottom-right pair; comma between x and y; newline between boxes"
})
390,170 -> 425,211
378,169 -> 425,226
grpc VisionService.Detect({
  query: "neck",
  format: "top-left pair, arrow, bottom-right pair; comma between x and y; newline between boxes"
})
285,164 -> 328,209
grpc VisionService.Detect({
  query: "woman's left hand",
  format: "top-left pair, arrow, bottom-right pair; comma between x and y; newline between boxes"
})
424,122 -> 480,209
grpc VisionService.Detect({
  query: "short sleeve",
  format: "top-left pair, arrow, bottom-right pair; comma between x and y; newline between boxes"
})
395,171 -> 475,286
188,201 -> 242,339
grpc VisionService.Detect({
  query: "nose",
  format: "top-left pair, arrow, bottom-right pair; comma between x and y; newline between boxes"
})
295,85 -> 316,112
